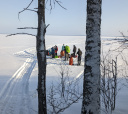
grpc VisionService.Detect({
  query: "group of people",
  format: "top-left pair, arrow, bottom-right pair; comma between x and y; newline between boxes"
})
61,44 -> 82,65
48,45 -> 58,58
62,44 -> 70,61
47,44 -> 82,65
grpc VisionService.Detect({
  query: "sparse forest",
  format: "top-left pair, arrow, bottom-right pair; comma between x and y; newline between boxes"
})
0,0 -> 128,114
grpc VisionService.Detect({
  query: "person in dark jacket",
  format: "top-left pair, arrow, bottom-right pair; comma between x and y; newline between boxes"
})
77,48 -> 82,65
54,45 -> 58,56
73,45 -> 77,57
51,47 -> 55,58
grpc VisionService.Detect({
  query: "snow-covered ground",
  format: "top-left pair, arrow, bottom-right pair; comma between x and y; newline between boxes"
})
0,34 -> 128,114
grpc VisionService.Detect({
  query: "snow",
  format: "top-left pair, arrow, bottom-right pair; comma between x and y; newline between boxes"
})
0,34 -> 128,114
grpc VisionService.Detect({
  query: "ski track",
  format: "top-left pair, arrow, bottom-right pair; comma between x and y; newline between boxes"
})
0,48 -> 37,114
0,39 -> 84,114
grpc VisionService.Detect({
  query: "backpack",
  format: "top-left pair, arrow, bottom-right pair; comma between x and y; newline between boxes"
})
79,50 -> 82,56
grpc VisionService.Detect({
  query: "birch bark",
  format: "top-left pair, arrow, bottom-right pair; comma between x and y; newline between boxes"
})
36,0 -> 47,114
81,0 -> 102,114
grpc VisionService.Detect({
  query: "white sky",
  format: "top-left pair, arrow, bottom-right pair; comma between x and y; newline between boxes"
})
0,0 -> 128,36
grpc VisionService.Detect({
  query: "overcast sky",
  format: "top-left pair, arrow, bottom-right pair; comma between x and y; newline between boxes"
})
0,0 -> 128,36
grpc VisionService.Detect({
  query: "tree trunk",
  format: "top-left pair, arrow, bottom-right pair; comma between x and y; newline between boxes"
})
81,0 -> 102,114
37,0 -> 47,114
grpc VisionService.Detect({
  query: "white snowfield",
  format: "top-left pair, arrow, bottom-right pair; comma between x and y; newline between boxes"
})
0,34 -> 128,114
0,47 -> 36,114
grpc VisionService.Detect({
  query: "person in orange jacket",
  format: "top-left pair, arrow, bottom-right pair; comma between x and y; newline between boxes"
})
69,54 -> 73,65
61,44 -> 65,56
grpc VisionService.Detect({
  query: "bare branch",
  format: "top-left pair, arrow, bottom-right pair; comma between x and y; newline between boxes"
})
50,0 -> 52,11
47,0 -> 67,12
57,94 -> 82,114
6,33 -> 36,37
119,31 -> 128,42
17,27 -> 38,29
45,24 -> 50,29
24,8 -> 37,13
54,0 -> 67,10
18,0 -> 34,19
47,60 -> 82,114
119,31 -> 125,37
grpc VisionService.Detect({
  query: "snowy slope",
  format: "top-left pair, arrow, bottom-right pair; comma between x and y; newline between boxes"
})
0,34 -> 128,114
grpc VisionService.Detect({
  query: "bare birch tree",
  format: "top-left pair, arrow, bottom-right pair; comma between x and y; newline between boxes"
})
81,0 -> 102,114
36,0 -> 47,114
37,1 -> 65,113
8,0 -> 65,114
7,0 -> 47,113
101,56 -> 117,114
47,60 -> 82,114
